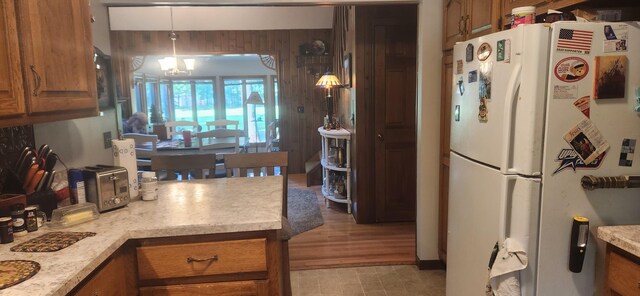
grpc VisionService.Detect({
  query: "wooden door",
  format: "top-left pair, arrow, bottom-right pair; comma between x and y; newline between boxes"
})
438,52 -> 454,263
467,0 -> 501,40
374,21 -> 417,222
443,0 -> 466,51
0,0 -> 25,117
16,0 -> 97,114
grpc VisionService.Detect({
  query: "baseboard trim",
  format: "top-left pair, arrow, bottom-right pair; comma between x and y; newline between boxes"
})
415,256 -> 445,270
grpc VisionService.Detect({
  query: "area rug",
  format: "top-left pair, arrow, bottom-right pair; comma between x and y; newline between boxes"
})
287,188 -> 324,237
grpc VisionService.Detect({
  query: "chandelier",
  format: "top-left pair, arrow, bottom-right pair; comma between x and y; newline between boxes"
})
158,7 -> 195,76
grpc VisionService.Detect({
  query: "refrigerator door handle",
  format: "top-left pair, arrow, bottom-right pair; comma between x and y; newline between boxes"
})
499,175 -> 518,243
500,63 -> 522,175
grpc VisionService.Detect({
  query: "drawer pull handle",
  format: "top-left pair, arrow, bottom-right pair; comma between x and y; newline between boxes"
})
187,255 -> 218,263
30,65 -> 41,96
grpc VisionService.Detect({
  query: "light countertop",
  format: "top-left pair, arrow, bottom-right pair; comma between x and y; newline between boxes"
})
0,176 -> 283,296
597,225 -> 640,258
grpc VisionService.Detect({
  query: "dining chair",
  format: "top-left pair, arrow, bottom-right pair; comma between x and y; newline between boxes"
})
206,119 -> 239,130
197,129 -> 242,153
223,151 -> 290,295
122,133 -> 158,169
164,120 -> 199,139
150,154 -> 217,180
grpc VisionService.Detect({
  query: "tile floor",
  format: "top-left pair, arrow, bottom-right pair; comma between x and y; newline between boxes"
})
290,265 -> 446,296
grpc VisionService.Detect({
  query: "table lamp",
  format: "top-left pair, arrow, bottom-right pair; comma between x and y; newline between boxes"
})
315,72 -> 342,129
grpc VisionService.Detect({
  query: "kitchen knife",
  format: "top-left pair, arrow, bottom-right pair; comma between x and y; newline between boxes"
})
23,163 -> 39,190
14,147 -> 31,171
35,171 -> 49,192
44,153 -> 57,172
45,170 -> 56,191
39,146 -> 51,163
26,170 -> 45,194
16,151 -> 34,177
18,157 -> 36,182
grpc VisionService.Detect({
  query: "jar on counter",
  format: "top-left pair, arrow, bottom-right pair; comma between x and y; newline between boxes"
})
0,217 -> 13,244
10,204 -> 26,237
24,206 -> 38,232
141,171 -> 158,201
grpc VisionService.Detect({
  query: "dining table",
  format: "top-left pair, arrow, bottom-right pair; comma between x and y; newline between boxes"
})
148,136 -> 249,156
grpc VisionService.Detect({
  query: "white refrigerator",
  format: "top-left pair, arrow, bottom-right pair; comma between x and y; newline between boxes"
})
448,22 -> 640,296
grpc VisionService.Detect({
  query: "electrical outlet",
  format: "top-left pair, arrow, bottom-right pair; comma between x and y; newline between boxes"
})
103,131 -> 112,149
297,106 -> 304,113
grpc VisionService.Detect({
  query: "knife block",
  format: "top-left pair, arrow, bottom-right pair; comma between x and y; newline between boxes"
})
27,189 -> 57,220
0,167 -> 26,195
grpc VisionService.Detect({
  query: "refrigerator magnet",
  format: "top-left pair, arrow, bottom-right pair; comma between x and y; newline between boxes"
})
466,44 -> 474,62
556,28 -> 593,55
497,40 -> 505,61
603,24 -> 628,53
478,98 -> 488,122
457,77 -> 465,95
563,118 -> 610,165
618,138 -> 636,167
553,85 -> 579,100
554,57 -> 588,83
552,148 -> 605,175
479,62 -> 493,101
468,70 -> 478,83
477,43 -> 492,61
456,60 -> 463,75
593,55 -> 627,100
572,96 -> 590,118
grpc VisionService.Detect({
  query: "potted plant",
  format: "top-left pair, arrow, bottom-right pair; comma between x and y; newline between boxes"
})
149,104 -> 168,140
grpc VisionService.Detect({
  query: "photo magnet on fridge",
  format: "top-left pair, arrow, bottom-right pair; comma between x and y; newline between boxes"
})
468,70 -> 478,83
457,76 -> 465,95
497,40 -> 505,61
466,44 -> 474,62
477,43 -> 492,61
456,60 -> 463,74
593,55 -> 627,99
618,138 -> 636,167
554,57 -> 589,83
563,118 -> 610,165
479,62 -> 493,101
603,24 -> 628,52
478,98 -> 488,122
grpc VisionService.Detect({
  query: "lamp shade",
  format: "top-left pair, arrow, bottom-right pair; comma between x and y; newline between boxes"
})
315,72 -> 342,89
245,91 -> 264,104
183,58 -> 195,70
158,56 -> 177,71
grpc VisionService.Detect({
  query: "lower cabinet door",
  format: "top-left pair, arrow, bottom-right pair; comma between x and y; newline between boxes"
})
139,280 -> 269,296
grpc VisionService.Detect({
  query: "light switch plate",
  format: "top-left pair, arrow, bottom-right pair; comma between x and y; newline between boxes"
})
103,131 -> 112,149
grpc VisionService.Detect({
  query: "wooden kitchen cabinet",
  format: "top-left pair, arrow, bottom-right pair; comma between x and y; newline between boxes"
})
443,0 -> 501,50
605,245 -> 640,296
0,0 -> 25,118
136,231 -> 283,296
74,243 -> 138,296
438,52 -> 453,263
0,0 -> 97,128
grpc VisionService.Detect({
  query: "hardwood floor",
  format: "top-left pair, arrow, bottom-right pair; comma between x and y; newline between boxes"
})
288,174 -> 416,270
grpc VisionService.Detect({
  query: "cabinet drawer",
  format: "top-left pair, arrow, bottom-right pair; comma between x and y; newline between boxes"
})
139,281 -> 269,296
608,250 -> 640,295
137,238 -> 267,280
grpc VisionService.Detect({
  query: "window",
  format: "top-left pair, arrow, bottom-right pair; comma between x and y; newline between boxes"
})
223,78 -> 266,142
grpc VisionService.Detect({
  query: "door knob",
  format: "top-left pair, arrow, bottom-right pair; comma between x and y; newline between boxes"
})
377,133 -> 384,142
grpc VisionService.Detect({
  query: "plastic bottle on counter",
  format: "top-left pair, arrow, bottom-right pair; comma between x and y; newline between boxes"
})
141,171 -> 158,201
68,169 -> 86,204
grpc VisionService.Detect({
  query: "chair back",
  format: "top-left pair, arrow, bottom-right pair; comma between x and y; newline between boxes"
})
224,152 -> 288,216
165,121 -> 198,138
197,129 -> 241,153
151,154 -> 217,180
206,119 -> 239,130
123,133 -> 158,167
265,121 -> 279,152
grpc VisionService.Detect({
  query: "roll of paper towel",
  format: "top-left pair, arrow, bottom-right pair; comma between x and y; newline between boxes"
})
112,138 -> 139,199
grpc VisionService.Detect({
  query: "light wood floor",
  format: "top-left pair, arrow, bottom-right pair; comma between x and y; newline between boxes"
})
288,174 -> 416,271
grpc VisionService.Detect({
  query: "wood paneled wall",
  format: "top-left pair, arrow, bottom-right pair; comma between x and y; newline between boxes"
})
110,30 -> 332,173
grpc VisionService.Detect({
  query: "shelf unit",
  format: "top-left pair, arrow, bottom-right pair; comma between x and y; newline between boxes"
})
318,127 -> 351,214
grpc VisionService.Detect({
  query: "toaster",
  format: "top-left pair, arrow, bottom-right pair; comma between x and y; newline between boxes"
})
82,165 -> 130,212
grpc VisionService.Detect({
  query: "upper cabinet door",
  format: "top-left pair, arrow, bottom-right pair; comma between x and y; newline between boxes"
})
0,0 -> 25,117
467,0 -> 500,40
17,0 -> 97,114
443,0 -> 466,51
